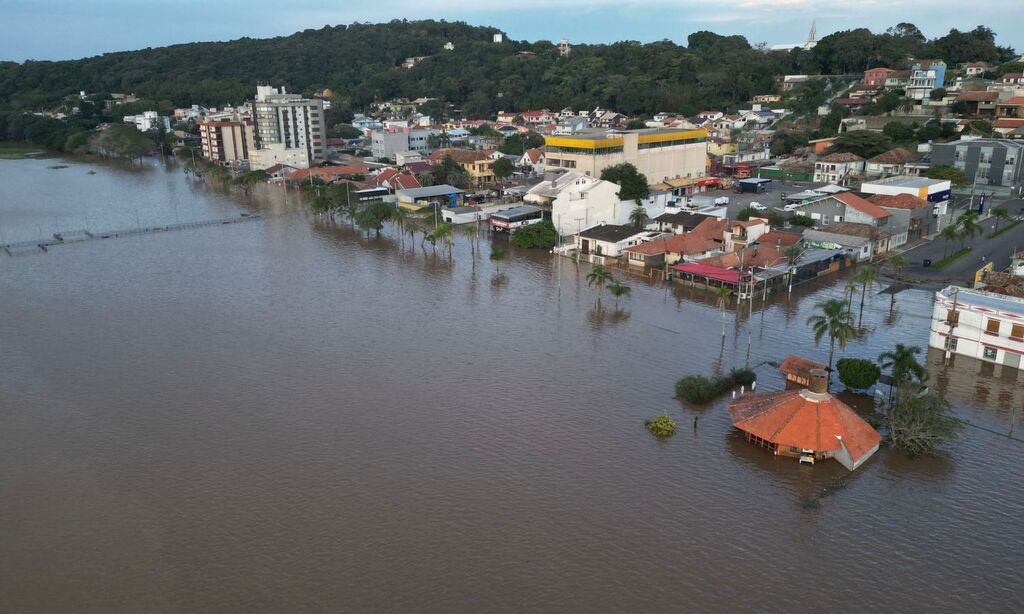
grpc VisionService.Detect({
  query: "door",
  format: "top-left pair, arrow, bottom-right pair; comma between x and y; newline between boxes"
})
580,239 -> 590,255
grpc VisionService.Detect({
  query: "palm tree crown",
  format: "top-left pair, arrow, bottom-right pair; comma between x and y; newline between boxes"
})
806,298 -> 858,380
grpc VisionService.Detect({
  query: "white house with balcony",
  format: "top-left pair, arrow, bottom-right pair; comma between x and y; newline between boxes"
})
930,285 -> 1024,370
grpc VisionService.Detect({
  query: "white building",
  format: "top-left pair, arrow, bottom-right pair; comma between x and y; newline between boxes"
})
526,172 -> 669,238
123,111 -> 170,132
371,127 -> 438,160
930,286 -> 1024,370
813,152 -> 865,184
249,84 -> 326,170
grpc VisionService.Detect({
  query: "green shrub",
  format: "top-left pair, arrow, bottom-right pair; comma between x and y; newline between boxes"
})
645,413 -> 677,437
509,220 -> 557,249
836,358 -> 880,390
789,215 -> 816,228
675,369 -> 756,404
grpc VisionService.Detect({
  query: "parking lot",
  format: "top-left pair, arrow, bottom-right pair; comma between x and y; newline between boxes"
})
687,180 -> 811,218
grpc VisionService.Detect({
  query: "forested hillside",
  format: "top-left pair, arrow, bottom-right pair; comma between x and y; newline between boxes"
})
0,20 -> 1016,117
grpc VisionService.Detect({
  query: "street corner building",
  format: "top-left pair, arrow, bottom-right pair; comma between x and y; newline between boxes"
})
727,369 -> 881,471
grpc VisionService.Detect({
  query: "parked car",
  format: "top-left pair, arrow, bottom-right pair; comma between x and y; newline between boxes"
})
750,202 -> 768,211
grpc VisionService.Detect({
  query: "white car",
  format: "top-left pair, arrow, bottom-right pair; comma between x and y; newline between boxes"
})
750,202 -> 768,211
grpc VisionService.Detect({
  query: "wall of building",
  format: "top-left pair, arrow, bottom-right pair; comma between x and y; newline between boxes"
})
930,291 -> 1024,369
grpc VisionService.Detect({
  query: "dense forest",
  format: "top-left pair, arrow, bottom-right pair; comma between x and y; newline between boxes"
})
0,21 -> 1017,120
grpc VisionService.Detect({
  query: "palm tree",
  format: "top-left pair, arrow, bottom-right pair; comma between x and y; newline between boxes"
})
879,344 -> 927,398
888,254 -> 907,280
939,224 -> 959,258
608,280 -> 632,309
462,224 -> 480,260
957,211 -> 982,248
845,280 -> 858,316
854,265 -> 876,324
715,285 -> 731,337
990,207 -> 1011,233
586,264 -> 615,309
391,205 -> 410,247
433,223 -> 454,260
629,206 -> 649,229
806,299 -> 858,387
489,246 -> 507,275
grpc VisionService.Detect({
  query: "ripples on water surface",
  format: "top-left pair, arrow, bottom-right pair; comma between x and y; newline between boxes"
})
1,157 -> 1022,612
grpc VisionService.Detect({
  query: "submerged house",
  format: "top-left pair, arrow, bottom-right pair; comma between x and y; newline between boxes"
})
727,369 -> 881,471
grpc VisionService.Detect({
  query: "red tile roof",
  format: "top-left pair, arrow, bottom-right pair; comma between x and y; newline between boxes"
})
1002,96 -> 1024,106
428,148 -> 493,164
728,389 -> 882,462
867,148 -> 917,165
993,118 -> 1024,129
867,193 -> 930,210
671,261 -> 742,284
523,147 -> 544,163
756,230 -> 803,247
286,165 -> 368,182
819,221 -> 890,240
779,355 -> 826,380
958,91 -> 999,102
832,192 -> 891,220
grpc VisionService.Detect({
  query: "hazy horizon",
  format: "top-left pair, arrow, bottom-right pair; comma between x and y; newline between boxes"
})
3,1 -> 1021,63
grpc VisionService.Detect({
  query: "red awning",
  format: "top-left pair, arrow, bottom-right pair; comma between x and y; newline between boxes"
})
697,178 -> 721,187
672,262 -> 741,284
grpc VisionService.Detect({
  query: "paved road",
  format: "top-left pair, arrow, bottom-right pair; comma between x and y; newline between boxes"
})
899,202 -> 1024,285
689,180 -> 811,219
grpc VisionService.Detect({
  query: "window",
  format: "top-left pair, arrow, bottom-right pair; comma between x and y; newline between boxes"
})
1011,324 -> 1024,340
983,346 -> 998,361
986,319 -> 1001,335
946,337 -> 958,351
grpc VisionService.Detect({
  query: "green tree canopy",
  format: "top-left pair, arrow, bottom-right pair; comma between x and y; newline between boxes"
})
600,163 -> 650,204
828,131 -> 894,159
926,165 -> 969,188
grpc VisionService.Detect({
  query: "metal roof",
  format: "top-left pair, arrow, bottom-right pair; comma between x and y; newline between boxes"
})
396,185 -> 465,198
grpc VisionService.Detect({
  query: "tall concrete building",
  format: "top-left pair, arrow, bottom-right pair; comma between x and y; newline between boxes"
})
544,128 -> 708,183
249,84 -> 326,170
198,115 -> 254,165
931,137 -> 1024,192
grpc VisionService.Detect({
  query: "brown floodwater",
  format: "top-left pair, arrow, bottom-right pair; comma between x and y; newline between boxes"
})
1,157 -> 1022,613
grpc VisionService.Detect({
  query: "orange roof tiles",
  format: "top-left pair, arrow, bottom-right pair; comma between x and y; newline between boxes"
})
832,192 -> 891,220
867,193 -> 930,210
728,389 -> 882,462
756,230 -> 803,247
779,355 -> 826,380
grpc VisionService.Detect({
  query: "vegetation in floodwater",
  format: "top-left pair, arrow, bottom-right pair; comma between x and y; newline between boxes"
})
674,368 -> 756,405
645,413 -> 677,438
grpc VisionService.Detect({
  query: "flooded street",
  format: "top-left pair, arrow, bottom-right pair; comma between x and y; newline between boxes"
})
2,157 -> 1022,612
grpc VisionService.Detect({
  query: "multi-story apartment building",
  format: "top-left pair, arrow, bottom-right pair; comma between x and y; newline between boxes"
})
249,84 -> 326,170
931,138 -> 1024,190
906,60 -> 947,104
370,127 -> 438,160
544,128 -> 708,183
930,285 -> 1024,370
198,116 -> 254,165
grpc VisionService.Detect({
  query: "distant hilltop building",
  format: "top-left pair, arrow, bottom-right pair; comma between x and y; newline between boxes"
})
443,42 -> 455,51
558,38 -> 571,57
768,20 -> 818,52
493,33 -> 504,43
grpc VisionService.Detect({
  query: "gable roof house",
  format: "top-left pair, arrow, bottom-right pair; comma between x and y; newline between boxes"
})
788,192 -> 892,233
575,224 -> 668,259
868,193 -> 934,241
624,216 -> 729,267
813,152 -> 865,184
803,221 -> 893,261
958,90 -> 1000,116
865,148 -> 917,178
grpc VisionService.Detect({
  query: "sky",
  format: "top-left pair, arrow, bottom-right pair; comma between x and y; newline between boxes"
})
3,0 -> 1022,62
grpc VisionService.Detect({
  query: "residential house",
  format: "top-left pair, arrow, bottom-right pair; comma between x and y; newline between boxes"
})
529,172 -> 669,238
553,115 -> 590,134
519,148 -> 545,174
789,192 -> 892,230
696,111 -> 724,122
863,67 -> 895,86
867,193 -> 935,240
624,216 -> 728,266
864,148 -> 918,177
803,222 -> 891,261
372,167 -> 422,191
592,111 -> 630,129
574,224 -> 667,258
907,60 -> 947,104
884,70 -> 912,90
648,210 -> 709,234
996,96 -> 1024,118
930,285 -> 1024,370
286,165 -> 368,184
813,152 -> 865,184
427,149 -> 496,187
808,137 -> 837,154
996,72 -> 1024,86
993,118 -> 1024,136
753,94 -> 782,104
964,62 -> 990,78
724,218 -> 770,252
930,138 -> 1024,189
755,229 -> 803,249
123,111 -> 171,132
264,163 -> 298,181
958,90 -> 1000,116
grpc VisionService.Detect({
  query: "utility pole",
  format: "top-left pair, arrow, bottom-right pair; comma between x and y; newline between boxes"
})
945,288 -> 959,363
